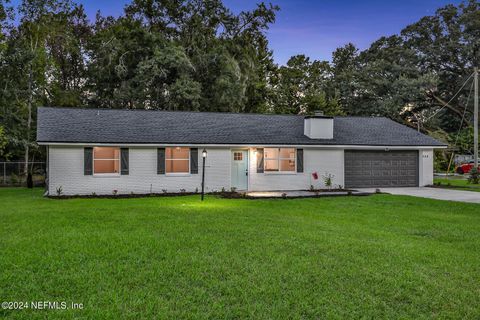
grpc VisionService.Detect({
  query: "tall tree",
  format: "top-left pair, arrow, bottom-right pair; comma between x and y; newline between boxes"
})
3,0 -> 88,172
401,0 -> 480,132
89,0 -> 279,113
0,0 -> 14,159
273,55 -> 343,115
332,43 -> 359,115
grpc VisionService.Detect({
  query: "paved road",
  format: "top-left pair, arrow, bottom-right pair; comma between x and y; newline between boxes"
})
357,187 -> 480,204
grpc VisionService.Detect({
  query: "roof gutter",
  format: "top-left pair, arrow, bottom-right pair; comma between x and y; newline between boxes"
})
37,142 -> 447,149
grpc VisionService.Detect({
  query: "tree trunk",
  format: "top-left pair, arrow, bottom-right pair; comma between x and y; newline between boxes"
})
24,63 -> 33,178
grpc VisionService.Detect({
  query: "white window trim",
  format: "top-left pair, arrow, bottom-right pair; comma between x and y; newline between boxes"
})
165,148 -> 190,175
264,148 -> 297,174
93,147 -> 121,176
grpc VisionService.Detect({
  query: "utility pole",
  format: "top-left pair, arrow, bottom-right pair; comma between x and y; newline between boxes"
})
475,67 -> 478,168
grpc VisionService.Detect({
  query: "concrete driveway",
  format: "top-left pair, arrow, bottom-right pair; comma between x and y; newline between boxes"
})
356,187 -> 480,204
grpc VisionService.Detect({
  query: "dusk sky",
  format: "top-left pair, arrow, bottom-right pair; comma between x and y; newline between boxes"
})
12,0 -> 463,64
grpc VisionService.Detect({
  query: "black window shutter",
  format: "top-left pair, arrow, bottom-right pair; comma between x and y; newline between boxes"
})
256,148 -> 264,173
121,148 -> 129,175
190,148 -> 198,174
297,149 -> 304,173
157,148 -> 165,174
84,147 -> 93,175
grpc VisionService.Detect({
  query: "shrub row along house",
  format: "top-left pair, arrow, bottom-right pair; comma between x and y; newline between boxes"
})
37,107 -> 446,196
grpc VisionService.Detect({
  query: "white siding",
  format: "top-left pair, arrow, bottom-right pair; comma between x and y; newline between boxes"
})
247,148 -> 344,191
419,149 -> 434,186
48,146 -> 230,195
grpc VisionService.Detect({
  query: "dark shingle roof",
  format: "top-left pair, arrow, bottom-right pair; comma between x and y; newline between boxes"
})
37,107 -> 446,146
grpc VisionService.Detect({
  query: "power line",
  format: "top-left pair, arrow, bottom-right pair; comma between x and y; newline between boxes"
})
446,80 -> 474,176
425,72 -> 474,122
454,81 -> 474,145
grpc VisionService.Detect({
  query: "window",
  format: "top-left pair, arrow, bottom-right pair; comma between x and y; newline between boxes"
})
93,147 -> 120,174
264,148 -> 295,172
166,147 -> 190,174
233,152 -> 243,161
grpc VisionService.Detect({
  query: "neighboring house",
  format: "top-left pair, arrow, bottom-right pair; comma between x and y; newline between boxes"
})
37,107 -> 446,196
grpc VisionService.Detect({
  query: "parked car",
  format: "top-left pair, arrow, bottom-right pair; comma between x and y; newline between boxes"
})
456,160 -> 480,174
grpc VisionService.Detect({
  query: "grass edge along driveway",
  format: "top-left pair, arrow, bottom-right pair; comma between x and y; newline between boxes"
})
433,177 -> 480,192
1,188 -> 479,319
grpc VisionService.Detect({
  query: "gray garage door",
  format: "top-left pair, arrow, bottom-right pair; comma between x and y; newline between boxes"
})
345,150 -> 418,188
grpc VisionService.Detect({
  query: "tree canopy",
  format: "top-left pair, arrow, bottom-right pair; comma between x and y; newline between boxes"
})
0,0 -> 479,164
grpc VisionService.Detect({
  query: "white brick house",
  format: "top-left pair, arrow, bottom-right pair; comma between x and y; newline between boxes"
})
37,107 -> 446,196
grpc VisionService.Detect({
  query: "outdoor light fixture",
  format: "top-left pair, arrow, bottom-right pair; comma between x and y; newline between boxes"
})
201,149 -> 207,201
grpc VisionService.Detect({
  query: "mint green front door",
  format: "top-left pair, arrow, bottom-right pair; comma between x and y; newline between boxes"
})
231,150 -> 248,191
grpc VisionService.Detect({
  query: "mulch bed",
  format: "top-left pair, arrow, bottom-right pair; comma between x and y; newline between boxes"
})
48,189 -> 373,200
49,192 -> 199,199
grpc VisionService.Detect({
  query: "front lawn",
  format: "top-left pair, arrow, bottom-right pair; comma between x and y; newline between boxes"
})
1,188 -> 480,319
433,177 -> 480,192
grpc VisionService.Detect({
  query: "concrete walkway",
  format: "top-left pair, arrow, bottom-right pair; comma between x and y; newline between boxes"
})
246,190 -> 370,198
356,187 -> 480,204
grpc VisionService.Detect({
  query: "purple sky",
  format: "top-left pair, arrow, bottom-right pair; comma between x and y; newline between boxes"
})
11,0 -> 462,64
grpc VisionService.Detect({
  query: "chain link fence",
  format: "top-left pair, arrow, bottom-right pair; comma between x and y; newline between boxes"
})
0,162 -> 46,186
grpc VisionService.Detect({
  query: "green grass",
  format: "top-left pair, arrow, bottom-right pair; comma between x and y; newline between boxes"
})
1,188 -> 480,319
433,177 -> 480,192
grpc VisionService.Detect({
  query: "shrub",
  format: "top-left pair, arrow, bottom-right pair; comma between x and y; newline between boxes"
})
468,167 -> 479,184
433,150 -> 450,173
230,187 -> 237,193
322,173 -> 334,189
10,172 -> 18,185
